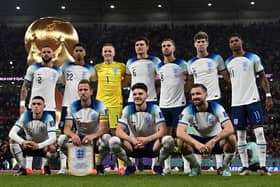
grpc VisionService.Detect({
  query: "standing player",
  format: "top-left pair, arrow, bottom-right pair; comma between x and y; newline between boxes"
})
155,38 -> 189,174
177,84 -> 236,176
61,79 -> 111,175
186,31 -> 230,173
16,45 -> 62,173
109,83 -> 175,176
57,43 -> 96,174
20,45 -> 62,119
125,36 -> 160,104
9,96 -> 57,176
95,43 -> 126,172
125,36 -> 161,170
95,43 -> 126,134
225,33 -> 273,176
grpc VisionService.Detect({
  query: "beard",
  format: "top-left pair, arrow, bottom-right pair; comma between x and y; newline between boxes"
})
193,99 -> 204,106
42,57 -> 52,63
163,51 -> 172,57
75,55 -> 82,61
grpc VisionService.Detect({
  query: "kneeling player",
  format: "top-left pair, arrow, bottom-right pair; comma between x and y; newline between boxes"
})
59,79 -> 111,175
177,84 -> 236,176
109,83 -> 175,176
9,96 -> 57,176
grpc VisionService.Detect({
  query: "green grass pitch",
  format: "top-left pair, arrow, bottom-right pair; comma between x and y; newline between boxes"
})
0,171 -> 279,187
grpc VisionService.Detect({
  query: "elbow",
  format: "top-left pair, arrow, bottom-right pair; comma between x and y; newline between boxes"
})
8,131 -> 13,140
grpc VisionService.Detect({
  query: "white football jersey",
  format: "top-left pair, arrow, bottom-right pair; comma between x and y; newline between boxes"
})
126,56 -> 160,102
14,111 -> 56,143
66,99 -> 108,136
24,63 -> 62,111
61,62 -> 96,107
156,58 -> 188,108
187,54 -> 225,100
225,52 -> 264,106
179,101 -> 229,137
118,103 -> 165,137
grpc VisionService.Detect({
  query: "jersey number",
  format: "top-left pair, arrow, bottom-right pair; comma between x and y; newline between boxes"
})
132,68 -> 136,77
37,74 -> 42,84
66,72 -> 74,81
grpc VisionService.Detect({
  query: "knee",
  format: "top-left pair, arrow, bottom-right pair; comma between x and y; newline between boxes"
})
101,134 -> 111,143
48,144 -> 57,153
57,134 -> 68,147
109,136 -> 121,151
162,135 -> 175,149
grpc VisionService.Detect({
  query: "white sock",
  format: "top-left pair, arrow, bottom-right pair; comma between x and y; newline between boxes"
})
184,154 -> 199,168
182,155 -> 190,173
254,127 -> 267,167
223,152 -> 235,168
26,156 -> 33,169
11,158 -> 18,169
164,156 -> 171,170
194,154 -> 202,166
41,157 -> 48,169
215,154 -> 223,169
10,144 -> 25,168
59,151 -> 67,169
237,130 -> 248,168
151,158 -> 156,169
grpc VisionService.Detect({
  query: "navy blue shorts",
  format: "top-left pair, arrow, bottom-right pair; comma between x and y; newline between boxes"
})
24,148 -> 46,157
161,106 -> 185,128
231,101 -> 264,130
190,134 -> 223,154
127,140 -> 158,158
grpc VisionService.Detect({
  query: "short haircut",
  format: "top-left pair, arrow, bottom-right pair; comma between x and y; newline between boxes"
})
78,79 -> 92,90
229,33 -> 242,40
191,83 -> 207,93
73,43 -> 86,50
32,96 -> 45,103
135,36 -> 150,46
102,43 -> 114,48
194,31 -> 208,41
132,83 -> 148,93
162,38 -> 175,46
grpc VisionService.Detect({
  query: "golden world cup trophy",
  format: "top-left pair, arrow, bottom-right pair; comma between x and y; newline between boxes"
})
25,17 -> 79,66
24,17 -> 79,126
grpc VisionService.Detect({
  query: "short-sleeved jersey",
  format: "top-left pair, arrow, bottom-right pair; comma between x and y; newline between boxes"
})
156,58 -> 188,108
24,63 -> 62,111
118,103 -> 165,137
126,56 -> 161,102
95,61 -> 126,107
14,111 -> 56,143
225,52 -> 264,106
61,62 -> 96,107
66,99 -> 108,136
178,101 -> 229,137
187,54 -> 225,100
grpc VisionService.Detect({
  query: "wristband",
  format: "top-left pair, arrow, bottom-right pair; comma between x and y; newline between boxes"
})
20,100 -> 25,107
266,93 -> 272,97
